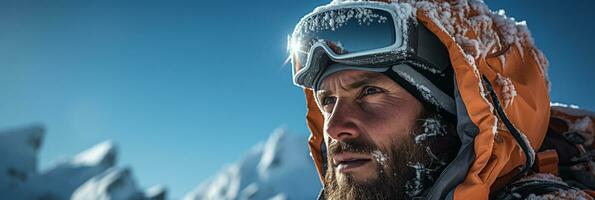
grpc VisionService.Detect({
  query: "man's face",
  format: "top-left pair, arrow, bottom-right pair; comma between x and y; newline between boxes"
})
316,69 -> 434,199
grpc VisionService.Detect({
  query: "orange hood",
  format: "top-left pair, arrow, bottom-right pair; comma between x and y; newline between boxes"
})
301,1 -> 551,199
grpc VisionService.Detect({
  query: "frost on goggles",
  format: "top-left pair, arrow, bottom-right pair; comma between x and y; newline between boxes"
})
290,7 -> 396,75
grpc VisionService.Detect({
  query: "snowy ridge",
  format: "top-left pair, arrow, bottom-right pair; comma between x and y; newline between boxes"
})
2,125 -> 320,200
71,140 -> 117,166
184,128 -> 321,200
145,184 -> 168,200
0,124 -> 45,199
552,102 -> 595,118
26,140 -> 119,200
0,125 -> 166,200
71,167 -> 144,200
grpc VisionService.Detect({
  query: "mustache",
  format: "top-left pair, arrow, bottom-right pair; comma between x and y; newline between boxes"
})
327,138 -> 378,156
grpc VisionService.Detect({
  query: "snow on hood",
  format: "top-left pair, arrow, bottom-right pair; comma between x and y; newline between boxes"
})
329,0 -> 549,87
299,1 -> 553,199
184,128 -> 320,200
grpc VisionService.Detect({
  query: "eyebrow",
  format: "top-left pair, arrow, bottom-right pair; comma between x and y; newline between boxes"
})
316,73 -> 385,98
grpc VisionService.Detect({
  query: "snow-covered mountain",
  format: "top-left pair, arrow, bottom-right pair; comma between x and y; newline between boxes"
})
1,125 -> 321,200
0,125 -> 43,199
183,128 -> 322,200
0,124 -> 166,200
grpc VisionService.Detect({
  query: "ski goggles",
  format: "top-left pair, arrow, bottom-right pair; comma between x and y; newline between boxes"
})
289,2 -> 451,89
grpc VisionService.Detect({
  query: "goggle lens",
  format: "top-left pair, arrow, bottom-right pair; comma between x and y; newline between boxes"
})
291,7 -> 397,75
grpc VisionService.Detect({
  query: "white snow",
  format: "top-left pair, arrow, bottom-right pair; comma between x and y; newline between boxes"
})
323,0 -> 551,108
492,116 -> 499,136
290,1 -> 415,61
412,0 -> 537,63
388,2 -> 415,50
414,118 -> 446,144
551,102 -> 581,109
495,73 -> 517,108
0,125 -> 44,200
0,125 -> 166,200
371,150 -> 388,166
183,128 -> 320,200
71,167 -> 143,200
145,185 -> 167,200
410,0 -> 550,115
299,6 -> 389,33
405,162 -> 429,197
518,129 -> 536,166
26,140 -> 117,200
71,141 -> 117,166
239,183 -> 259,199
269,193 -> 288,200
410,61 -> 444,75
551,102 -> 595,118
395,70 -> 441,109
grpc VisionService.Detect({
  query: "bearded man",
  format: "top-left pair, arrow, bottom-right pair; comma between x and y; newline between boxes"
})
288,1 -> 594,199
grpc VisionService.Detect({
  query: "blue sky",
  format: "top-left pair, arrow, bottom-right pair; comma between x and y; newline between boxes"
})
0,0 -> 593,198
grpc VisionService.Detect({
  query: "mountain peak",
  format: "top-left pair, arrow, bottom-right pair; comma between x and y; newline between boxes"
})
0,124 -> 45,184
72,140 -> 117,167
184,128 -> 320,200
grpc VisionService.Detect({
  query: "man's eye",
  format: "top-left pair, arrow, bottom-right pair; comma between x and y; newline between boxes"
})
361,86 -> 385,96
321,96 -> 336,106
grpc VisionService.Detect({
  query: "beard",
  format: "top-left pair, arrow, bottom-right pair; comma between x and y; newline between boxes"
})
323,116 -> 454,200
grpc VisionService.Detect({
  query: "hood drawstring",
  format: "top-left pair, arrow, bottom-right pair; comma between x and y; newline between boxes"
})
483,75 -> 543,200
482,75 -> 536,182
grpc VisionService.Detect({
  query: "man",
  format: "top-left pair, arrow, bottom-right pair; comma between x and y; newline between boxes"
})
288,1 -> 593,199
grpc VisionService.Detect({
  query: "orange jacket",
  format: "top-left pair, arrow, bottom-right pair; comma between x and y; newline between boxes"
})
301,1 -> 553,199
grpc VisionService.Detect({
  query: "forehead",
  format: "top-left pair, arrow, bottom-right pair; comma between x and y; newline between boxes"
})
317,70 -> 392,91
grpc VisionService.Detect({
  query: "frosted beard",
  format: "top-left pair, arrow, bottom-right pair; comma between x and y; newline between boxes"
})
323,116 -> 454,200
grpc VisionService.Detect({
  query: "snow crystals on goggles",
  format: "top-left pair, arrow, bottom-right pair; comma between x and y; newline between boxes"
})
294,7 -> 397,56
289,2 -> 451,89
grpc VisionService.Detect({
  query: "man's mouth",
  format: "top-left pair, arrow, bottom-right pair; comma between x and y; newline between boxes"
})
333,153 -> 373,173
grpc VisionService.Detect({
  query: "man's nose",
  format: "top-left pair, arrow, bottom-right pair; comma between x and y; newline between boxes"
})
324,100 -> 361,141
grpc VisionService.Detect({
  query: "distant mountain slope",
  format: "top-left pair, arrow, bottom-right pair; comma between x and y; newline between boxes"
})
0,125 -> 166,200
1,125 -> 320,200
184,128 -> 321,200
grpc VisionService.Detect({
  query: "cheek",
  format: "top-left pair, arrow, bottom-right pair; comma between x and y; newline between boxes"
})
359,96 -> 421,142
